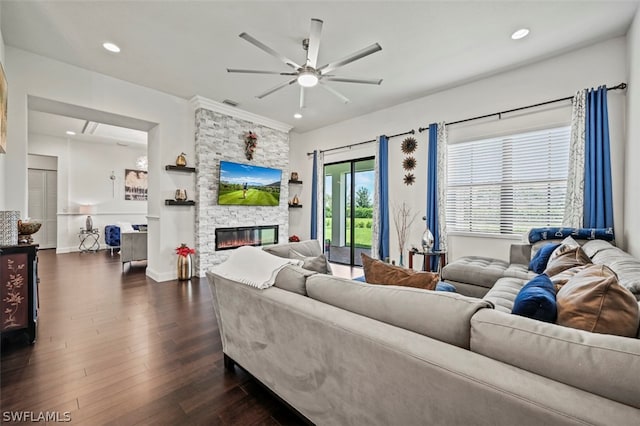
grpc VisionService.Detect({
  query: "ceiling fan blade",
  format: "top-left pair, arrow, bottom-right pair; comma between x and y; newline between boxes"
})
318,43 -> 382,74
324,77 -> 383,85
319,82 -> 350,104
239,32 -> 302,70
300,87 -> 306,109
306,18 -> 323,68
256,78 -> 297,99
227,68 -> 297,75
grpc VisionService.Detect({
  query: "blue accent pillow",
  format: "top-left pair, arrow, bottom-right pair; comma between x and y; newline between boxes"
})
527,227 -> 614,244
512,274 -> 557,323
529,242 -> 561,274
435,281 -> 456,292
353,275 -> 366,282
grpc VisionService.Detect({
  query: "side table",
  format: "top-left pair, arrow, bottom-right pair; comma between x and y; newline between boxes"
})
79,229 -> 100,253
408,249 -> 447,273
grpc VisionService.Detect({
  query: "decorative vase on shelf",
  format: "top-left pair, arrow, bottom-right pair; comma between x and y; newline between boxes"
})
291,194 -> 299,205
421,227 -> 434,252
176,243 -> 194,281
175,189 -> 187,201
176,152 -> 187,167
86,215 -> 93,232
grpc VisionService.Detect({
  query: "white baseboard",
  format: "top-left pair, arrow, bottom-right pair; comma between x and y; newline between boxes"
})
146,268 -> 176,283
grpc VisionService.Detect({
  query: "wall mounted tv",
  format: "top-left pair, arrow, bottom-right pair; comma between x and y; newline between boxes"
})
218,160 -> 282,206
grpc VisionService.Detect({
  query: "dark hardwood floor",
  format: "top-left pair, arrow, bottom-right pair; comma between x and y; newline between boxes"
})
1,250 -> 304,425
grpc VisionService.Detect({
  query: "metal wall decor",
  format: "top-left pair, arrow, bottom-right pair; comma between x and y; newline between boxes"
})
402,156 -> 416,171
403,173 -> 416,185
401,137 -> 417,154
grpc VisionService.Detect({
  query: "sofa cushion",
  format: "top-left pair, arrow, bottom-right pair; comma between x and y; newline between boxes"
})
441,256 -> 509,289
263,240 -> 322,258
585,240 -> 640,299
483,277 -> 526,313
543,245 -> 591,277
361,253 -> 438,290
512,274 -> 556,323
306,274 -> 493,349
470,308 -> 640,409
503,264 -> 537,281
556,265 -> 640,337
289,249 -> 330,274
529,243 -> 561,274
263,240 -> 332,275
273,264 -> 317,296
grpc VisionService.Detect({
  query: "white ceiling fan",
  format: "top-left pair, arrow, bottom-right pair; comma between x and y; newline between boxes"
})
227,18 -> 383,108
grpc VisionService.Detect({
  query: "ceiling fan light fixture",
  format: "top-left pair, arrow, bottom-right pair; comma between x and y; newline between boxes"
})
297,70 -> 318,87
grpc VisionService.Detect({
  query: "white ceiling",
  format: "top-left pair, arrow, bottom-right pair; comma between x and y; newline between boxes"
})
2,1 -> 639,133
28,110 -> 148,146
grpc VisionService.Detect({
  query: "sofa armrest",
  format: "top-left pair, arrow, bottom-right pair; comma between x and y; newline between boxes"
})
509,244 -> 531,265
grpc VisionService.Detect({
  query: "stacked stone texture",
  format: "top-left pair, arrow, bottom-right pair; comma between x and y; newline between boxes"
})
194,108 -> 290,275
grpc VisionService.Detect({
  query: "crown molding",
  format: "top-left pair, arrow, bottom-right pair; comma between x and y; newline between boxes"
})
189,96 -> 293,133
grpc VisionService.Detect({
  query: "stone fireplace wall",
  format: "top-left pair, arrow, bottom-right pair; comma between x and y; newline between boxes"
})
194,106 -> 290,275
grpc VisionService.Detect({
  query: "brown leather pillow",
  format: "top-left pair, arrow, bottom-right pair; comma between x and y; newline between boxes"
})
549,264 -> 590,292
361,253 -> 438,290
556,264 -> 640,337
544,245 -> 592,277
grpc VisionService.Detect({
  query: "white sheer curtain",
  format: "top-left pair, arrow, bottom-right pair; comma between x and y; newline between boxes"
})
315,151 -> 325,244
436,122 -> 448,250
563,89 -> 586,227
371,138 -> 381,259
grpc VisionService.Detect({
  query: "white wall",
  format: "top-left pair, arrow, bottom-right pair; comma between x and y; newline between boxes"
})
4,47 -> 192,281
290,36 -> 628,264
28,133 -> 147,252
0,3 -> 6,209
625,8 -> 640,258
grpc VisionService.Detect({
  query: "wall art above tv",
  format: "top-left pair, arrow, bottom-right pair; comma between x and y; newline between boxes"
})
217,160 -> 282,206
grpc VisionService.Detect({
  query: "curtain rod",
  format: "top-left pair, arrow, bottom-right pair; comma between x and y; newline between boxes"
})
417,82 -> 627,133
306,129 -> 415,156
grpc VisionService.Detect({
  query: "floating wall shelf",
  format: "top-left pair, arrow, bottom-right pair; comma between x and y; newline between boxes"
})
165,165 -> 196,173
288,180 -> 303,184
288,204 -> 303,208
165,200 -> 196,206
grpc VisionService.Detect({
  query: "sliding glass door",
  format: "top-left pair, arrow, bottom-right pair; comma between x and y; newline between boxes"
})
324,157 -> 375,266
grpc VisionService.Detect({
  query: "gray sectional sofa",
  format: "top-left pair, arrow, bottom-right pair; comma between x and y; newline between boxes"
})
207,240 -> 640,425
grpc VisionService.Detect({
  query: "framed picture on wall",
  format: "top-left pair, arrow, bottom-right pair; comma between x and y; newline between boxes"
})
0,62 -> 7,154
124,169 -> 148,201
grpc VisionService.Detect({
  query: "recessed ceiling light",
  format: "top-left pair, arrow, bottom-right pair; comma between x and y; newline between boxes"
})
294,113 -> 302,119
66,131 -> 76,136
102,42 -> 121,53
511,28 -> 530,40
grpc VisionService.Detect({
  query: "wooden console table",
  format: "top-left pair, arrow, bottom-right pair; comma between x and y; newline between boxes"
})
408,249 -> 447,273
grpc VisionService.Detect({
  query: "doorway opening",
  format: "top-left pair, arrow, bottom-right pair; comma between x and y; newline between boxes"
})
323,157 -> 375,266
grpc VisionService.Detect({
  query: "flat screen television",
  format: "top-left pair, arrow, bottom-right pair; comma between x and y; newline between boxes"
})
217,160 -> 282,206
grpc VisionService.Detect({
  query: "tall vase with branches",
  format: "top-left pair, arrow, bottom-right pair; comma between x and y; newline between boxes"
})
393,202 -> 418,266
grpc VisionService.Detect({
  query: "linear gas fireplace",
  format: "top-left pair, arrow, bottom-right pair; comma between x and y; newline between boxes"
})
215,225 -> 279,251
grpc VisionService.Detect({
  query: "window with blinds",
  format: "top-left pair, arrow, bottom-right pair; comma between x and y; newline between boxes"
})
446,126 -> 571,235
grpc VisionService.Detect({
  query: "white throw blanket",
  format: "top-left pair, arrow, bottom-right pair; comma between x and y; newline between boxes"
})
211,246 -> 302,289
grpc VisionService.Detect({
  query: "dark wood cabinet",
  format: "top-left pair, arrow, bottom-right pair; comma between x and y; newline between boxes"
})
0,244 -> 38,343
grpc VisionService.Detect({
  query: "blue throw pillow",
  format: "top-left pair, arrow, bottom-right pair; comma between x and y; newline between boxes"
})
353,275 -> 366,282
435,281 -> 456,292
529,243 -> 561,274
512,274 -> 557,323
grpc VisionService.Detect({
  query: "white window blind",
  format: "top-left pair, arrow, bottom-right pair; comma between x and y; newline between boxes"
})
446,126 -> 571,235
